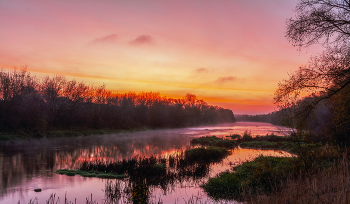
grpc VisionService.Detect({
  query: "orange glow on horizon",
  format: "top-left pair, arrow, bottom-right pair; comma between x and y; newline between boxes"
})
0,1 -> 323,115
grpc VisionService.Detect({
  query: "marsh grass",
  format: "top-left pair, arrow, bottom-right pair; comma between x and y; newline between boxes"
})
55,169 -> 127,178
202,144 -> 346,203
251,152 -> 350,204
239,141 -> 278,149
202,156 -> 301,200
190,136 -> 237,149
185,147 -> 231,161
226,134 -> 242,140
56,147 -> 230,190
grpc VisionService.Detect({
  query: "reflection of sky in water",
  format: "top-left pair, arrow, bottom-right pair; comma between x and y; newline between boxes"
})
185,122 -> 291,137
0,122 -> 292,204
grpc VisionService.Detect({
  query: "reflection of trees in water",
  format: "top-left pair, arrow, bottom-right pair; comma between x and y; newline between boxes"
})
84,152 -> 218,204
0,133 -> 191,198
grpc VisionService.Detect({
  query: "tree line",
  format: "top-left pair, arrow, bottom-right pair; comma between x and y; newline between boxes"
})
235,112 -> 283,126
0,69 -> 235,133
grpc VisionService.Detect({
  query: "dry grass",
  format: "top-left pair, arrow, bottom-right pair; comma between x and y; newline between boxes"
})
250,152 -> 350,204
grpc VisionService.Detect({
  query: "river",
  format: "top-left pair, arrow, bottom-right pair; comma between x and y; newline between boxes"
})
0,122 -> 292,204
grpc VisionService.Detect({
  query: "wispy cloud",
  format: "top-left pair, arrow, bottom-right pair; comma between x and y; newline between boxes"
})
216,76 -> 237,83
129,35 -> 153,45
92,34 -> 118,44
195,68 -> 208,73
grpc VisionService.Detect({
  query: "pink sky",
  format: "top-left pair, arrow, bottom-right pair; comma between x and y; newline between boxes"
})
0,0 -> 322,114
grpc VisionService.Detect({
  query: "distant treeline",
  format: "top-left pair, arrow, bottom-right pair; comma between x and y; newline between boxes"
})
235,112 -> 282,126
0,69 -> 235,133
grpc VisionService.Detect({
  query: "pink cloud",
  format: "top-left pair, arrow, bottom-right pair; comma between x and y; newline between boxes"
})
216,76 -> 237,83
92,34 -> 118,44
195,68 -> 208,73
129,35 -> 153,45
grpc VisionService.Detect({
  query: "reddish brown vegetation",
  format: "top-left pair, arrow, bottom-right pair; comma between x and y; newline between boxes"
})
0,68 -> 235,135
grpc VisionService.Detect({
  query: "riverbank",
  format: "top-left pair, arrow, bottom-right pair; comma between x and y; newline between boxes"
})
0,128 -> 143,142
191,134 -> 347,203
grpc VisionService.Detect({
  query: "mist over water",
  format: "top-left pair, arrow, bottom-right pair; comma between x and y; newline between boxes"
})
0,122 -> 291,204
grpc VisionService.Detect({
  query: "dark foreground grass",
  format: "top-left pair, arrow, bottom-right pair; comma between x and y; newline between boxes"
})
55,169 -> 127,179
190,136 -> 237,149
251,153 -> 350,204
202,156 -> 301,200
202,144 -> 344,202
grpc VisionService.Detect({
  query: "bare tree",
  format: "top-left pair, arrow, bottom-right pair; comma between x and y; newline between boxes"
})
287,0 -> 350,48
276,0 -> 350,144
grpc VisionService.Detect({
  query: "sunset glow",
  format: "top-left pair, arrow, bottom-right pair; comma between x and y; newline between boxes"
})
0,0 -> 323,114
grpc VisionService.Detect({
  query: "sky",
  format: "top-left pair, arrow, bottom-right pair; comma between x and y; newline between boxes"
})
0,0 -> 323,114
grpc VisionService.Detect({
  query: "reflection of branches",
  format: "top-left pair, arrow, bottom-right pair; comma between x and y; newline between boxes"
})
104,180 -> 122,204
81,151 -> 225,203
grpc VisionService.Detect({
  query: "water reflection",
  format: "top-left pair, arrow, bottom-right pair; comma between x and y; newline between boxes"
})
0,122 -> 291,203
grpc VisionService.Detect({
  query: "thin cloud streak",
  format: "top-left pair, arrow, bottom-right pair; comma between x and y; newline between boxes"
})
195,68 -> 208,73
92,34 -> 118,44
216,76 -> 237,83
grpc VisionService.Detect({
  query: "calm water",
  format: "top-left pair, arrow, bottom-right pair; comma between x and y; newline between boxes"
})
0,122 -> 292,204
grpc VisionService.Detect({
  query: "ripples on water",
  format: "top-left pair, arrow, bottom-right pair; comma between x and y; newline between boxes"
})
0,122 -> 292,203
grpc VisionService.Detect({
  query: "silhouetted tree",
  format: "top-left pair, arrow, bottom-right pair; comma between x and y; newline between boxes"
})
276,0 -> 350,144
287,0 -> 350,48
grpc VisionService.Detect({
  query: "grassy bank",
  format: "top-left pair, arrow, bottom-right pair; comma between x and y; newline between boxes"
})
191,133 -> 323,155
201,144 -> 345,202
250,154 -> 350,204
202,156 -> 302,200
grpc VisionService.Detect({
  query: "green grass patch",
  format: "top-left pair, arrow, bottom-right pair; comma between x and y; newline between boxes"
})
55,169 -> 127,179
202,156 -> 302,200
240,141 -> 278,149
226,134 -> 242,140
185,146 -> 230,162
190,136 -> 237,149
279,141 -> 322,154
